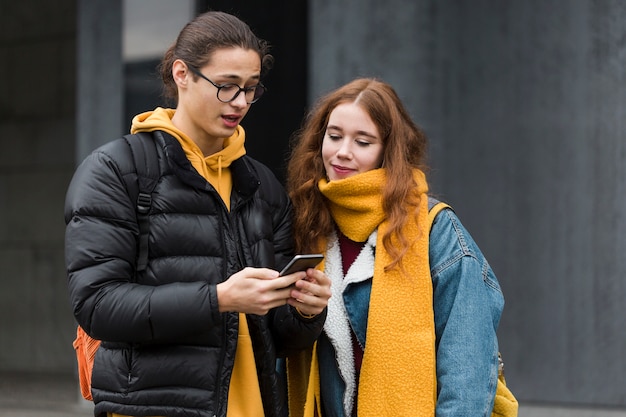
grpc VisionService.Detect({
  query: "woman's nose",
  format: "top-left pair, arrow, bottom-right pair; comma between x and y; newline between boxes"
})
336,139 -> 352,158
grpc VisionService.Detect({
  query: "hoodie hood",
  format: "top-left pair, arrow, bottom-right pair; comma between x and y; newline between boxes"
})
131,107 -> 246,209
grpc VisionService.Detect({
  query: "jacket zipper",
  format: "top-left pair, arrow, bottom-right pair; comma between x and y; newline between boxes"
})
214,194 -> 246,415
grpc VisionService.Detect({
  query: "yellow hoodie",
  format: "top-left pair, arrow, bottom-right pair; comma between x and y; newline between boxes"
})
112,108 -> 264,417
131,107 -> 246,210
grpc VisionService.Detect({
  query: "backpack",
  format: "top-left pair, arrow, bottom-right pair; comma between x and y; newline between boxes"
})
72,132 -> 160,401
428,198 -> 518,417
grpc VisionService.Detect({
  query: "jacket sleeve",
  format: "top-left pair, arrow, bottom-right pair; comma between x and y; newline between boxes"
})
65,145 -> 218,343
271,306 -> 327,356
429,209 -> 505,417
252,164 -> 327,355
269,192 -> 327,354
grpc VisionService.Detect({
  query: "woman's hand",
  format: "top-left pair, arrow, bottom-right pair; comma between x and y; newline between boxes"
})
288,268 -> 332,317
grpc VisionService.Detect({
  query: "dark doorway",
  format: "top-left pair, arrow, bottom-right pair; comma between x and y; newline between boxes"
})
124,1 -> 308,184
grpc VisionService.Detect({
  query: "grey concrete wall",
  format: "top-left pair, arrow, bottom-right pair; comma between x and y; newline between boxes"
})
433,1 -> 626,409
0,0 -> 122,377
310,0 -> 626,410
0,0 -> 78,374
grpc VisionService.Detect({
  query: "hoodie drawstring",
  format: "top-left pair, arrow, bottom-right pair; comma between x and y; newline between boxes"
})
216,155 -> 223,194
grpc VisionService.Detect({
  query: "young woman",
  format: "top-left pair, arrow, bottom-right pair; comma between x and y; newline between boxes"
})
65,11 -> 330,417
286,78 -> 510,416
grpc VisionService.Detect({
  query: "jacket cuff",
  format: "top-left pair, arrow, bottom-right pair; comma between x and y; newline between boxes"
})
208,284 -> 221,324
295,307 -> 318,319
292,305 -> 327,323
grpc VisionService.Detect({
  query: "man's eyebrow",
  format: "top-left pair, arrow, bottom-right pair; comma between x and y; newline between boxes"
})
214,73 -> 261,83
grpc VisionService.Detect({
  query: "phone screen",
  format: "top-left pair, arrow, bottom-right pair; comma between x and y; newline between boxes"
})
279,254 -> 324,276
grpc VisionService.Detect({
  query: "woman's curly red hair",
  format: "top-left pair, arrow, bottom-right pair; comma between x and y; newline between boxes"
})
286,78 -> 429,271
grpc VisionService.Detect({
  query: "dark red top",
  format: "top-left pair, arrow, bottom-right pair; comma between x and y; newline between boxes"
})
338,231 -> 366,417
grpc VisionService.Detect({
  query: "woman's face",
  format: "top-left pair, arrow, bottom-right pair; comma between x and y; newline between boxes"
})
175,47 -> 261,145
322,102 -> 384,181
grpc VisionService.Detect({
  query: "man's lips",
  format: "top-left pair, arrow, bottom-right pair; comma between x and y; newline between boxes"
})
222,114 -> 241,127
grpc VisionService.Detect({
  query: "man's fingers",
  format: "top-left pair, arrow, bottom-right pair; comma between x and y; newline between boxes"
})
270,271 -> 305,289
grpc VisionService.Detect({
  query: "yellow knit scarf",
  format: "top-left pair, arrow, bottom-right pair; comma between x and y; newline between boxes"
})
288,168 -> 436,417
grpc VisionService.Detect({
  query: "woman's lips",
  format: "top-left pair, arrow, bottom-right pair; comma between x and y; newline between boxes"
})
332,164 -> 354,175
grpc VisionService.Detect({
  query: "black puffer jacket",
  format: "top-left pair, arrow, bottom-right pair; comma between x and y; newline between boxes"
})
65,131 -> 325,417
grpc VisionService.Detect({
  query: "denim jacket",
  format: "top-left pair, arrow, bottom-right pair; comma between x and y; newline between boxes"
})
317,206 -> 505,417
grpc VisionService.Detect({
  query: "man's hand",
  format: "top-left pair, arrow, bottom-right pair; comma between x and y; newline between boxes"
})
216,267 -> 304,315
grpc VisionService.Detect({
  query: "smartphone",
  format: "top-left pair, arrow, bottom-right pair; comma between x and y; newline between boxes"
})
279,254 -> 324,276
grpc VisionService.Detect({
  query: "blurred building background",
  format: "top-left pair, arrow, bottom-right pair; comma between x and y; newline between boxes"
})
1,0 -> 625,416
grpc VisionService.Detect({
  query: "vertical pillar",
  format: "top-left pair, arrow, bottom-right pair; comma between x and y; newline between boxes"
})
74,0 -> 122,406
76,0 -> 123,163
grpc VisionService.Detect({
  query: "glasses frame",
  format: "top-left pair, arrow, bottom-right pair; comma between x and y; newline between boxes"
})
186,64 -> 266,104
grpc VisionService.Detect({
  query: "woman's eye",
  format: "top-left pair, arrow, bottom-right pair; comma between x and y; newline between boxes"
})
356,139 -> 371,147
327,134 -> 341,140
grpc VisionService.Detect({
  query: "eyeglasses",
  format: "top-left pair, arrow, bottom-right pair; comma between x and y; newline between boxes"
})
187,64 -> 266,104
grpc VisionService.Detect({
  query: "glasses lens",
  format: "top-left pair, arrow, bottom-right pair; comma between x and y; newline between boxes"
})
217,84 -> 240,103
216,83 -> 265,104
250,85 -> 265,103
